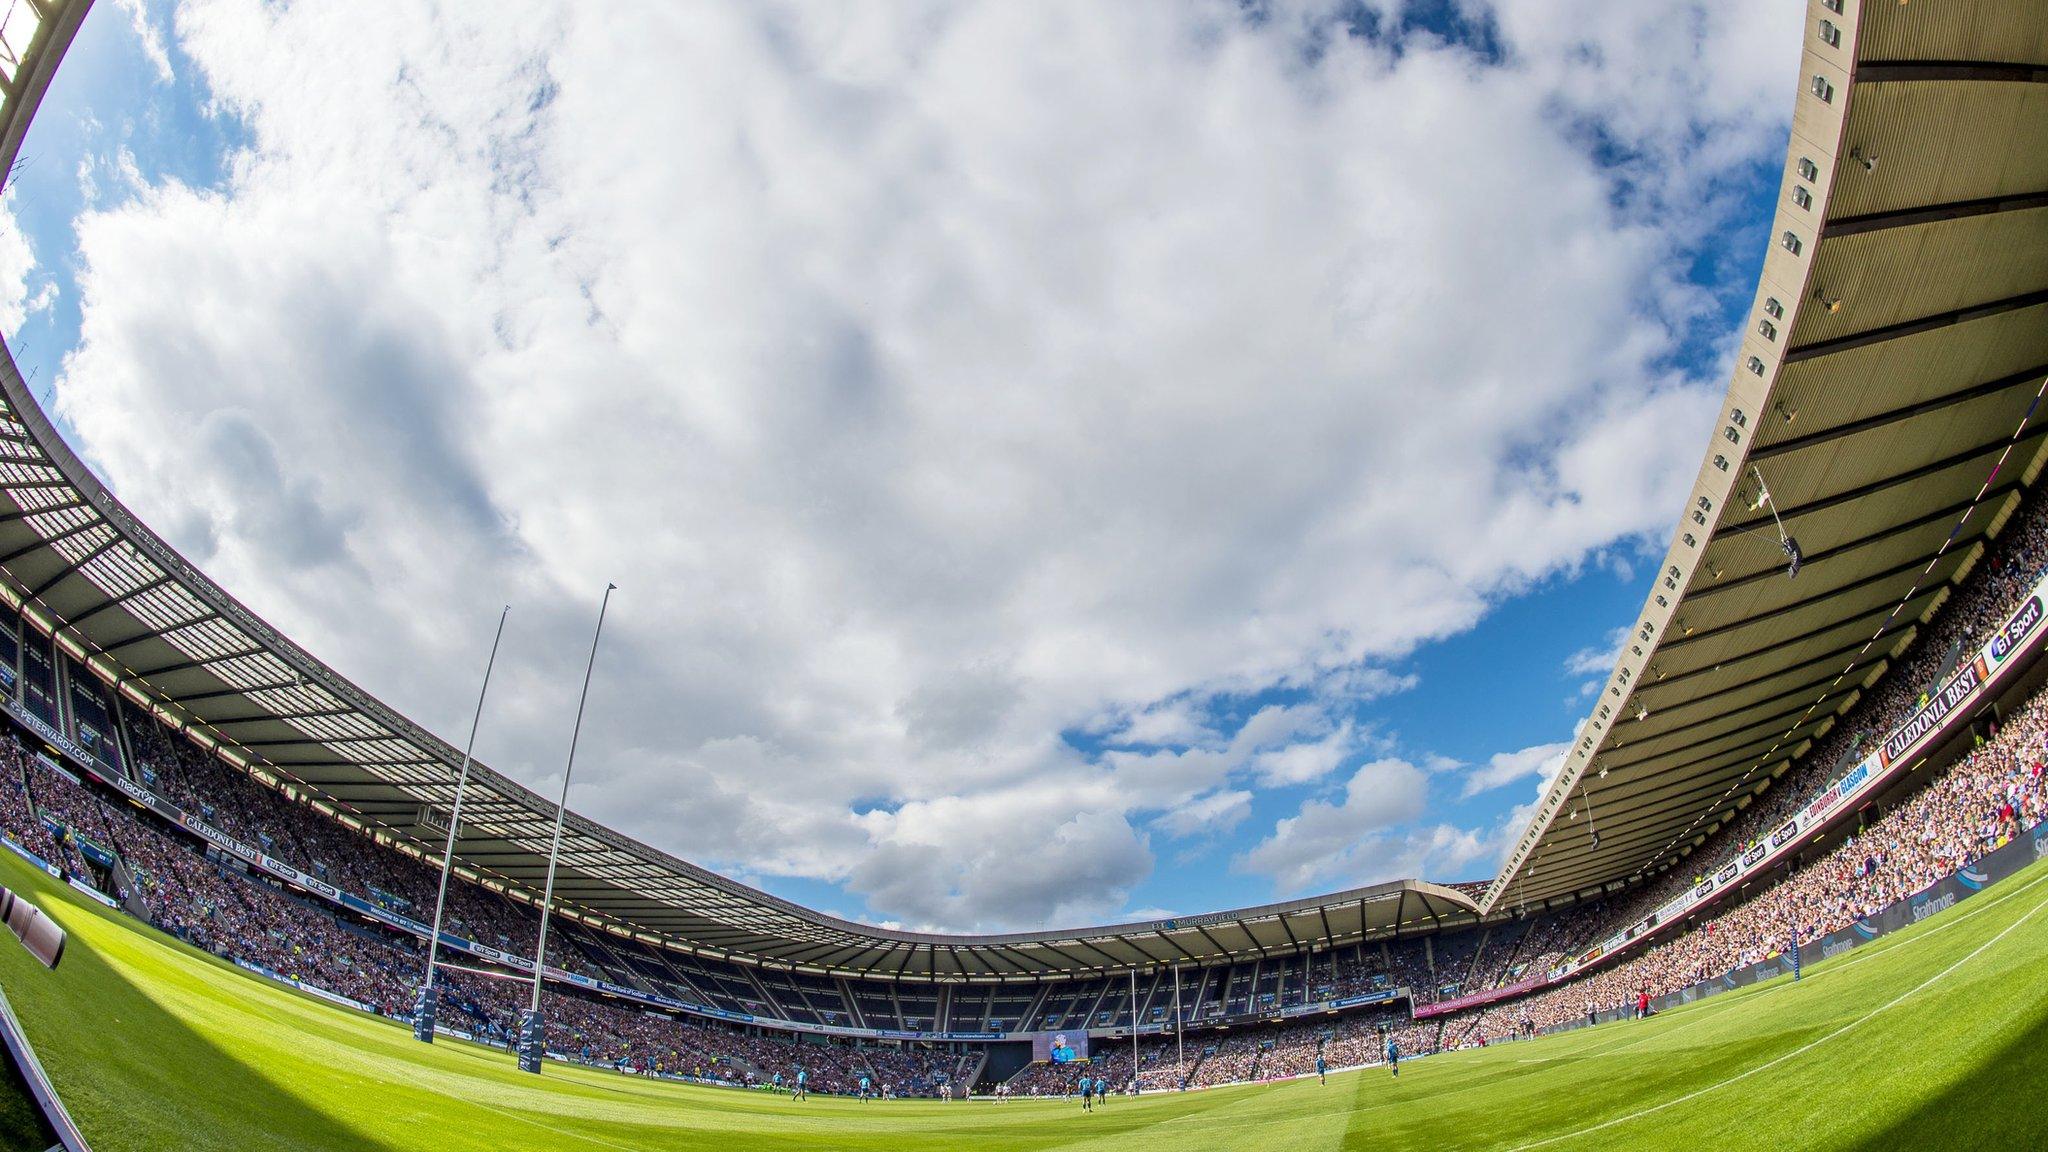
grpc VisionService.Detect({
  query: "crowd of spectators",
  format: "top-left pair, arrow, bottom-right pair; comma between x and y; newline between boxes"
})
0,490 -> 2042,1098
0,730 -> 976,1096
1001,1007 -> 1430,1096
1438,666 -> 2048,1042
1519,491 -> 2048,979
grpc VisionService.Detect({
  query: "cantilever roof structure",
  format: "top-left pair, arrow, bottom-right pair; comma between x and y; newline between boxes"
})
0,0 -> 1490,981
0,0 -> 2037,977
1486,1 -> 2048,914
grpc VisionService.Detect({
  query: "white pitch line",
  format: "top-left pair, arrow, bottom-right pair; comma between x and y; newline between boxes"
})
468,1096 -> 653,1152
1565,863 -> 2048,1063
1506,866 -> 2048,1151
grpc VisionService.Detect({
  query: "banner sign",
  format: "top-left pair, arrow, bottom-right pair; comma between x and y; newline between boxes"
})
234,959 -> 374,1013
66,877 -> 118,908
1412,975 -> 1541,1019
1878,657 -> 1986,768
1545,566 -> 2048,988
73,838 -> 115,869
1324,990 -> 1402,1011
0,833 -> 60,879
1646,817 -> 2046,1018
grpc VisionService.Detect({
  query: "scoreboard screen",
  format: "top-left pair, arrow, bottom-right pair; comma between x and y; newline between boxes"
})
1032,1032 -> 1089,1064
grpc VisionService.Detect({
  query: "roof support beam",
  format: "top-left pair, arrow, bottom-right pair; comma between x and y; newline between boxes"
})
1854,61 -> 2048,85
1692,483 -> 2020,597
61,573 -> 173,632
0,498 -> 85,526
1580,748 -> 1806,839
1611,665 -> 1869,758
1750,368 -> 2048,464
1824,190 -> 2048,240
1785,287 -> 2048,364
1151,931 -> 1199,963
25,532 -> 121,599
1717,425 -> 2047,537
0,516 -> 103,567
266,757 -> 437,772
1599,703 -> 1830,785
1634,649 -> 1883,738
161,675 -> 307,705
127,644 -> 269,679
233,733 -> 399,749
96,612 -> 227,657
1065,939 -> 1127,970
1662,549 -> 1963,653
1642,626 -> 1906,697
205,705 -> 370,729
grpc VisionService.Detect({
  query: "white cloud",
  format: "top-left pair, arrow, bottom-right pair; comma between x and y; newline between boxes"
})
0,196 -> 37,336
1108,700 -> 1213,748
1564,624 -> 1629,677
1459,740 -> 1571,798
115,0 -> 176,83
1235,758 -> 1435,890
1251,719 -> 1356,787
1101,702 -> 1347,813
1151,788 -> 1253,840
849,781 -> 1153,930
50,0 -> 1798,928
1237,752 -> 1548,891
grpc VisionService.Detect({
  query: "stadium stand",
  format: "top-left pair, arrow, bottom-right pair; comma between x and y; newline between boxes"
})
0,474 -> 2038,1093
0,475 -> 2036,1092
0,4 -> 2032,1144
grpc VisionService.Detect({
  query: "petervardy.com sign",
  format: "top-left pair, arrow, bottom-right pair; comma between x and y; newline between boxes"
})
1549,571 -> 2048,986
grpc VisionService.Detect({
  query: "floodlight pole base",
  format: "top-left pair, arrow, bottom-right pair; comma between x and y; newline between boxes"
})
517,1009 -> 546,1074
413,985 -> 438,1044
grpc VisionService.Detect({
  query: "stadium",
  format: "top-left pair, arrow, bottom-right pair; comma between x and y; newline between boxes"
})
0,0 -> 2040,1148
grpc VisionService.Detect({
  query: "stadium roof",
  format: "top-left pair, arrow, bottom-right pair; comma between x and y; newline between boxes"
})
1485,1 -> 2048,913
0,0 -> 2036,978
0,0 -> 1492,981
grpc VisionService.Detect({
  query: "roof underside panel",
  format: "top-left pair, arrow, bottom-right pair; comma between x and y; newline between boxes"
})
1486,1 -> 2048,913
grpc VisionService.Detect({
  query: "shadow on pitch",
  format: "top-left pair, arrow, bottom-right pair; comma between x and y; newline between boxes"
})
0,858 -> 390,1152
1851,1006 -> 2048,1150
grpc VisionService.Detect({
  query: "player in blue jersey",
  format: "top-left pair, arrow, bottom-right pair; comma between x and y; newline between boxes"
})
1316,1052 -> 1328,1084
771,1071 -> 782,1095
858,1073 -> 871,1101
794,1067 -> 808,1100
1096,1077 -> 1108,1106
1386,1038 -> 1400,1077
1078,1074 -> 1093,1111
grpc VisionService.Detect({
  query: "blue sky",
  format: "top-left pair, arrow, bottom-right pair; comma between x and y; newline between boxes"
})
5,1 -> 1801,931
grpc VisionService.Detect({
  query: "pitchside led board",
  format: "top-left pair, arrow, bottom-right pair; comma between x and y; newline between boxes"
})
1032,1032 -> 1090,1064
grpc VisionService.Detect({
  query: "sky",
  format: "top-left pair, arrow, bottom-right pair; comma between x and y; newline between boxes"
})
0,0 -> 1805,933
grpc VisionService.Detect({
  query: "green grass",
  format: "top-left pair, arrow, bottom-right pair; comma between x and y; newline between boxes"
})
3,847 -> 2048,1151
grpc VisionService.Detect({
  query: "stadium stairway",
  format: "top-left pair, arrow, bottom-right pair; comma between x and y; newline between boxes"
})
835,978 -> 867,1029
1460,927 -> 1494,993
108,854 -> 149,922
1017,984 -> 1052,1032
737,967 -> 788,1021
858,1046 -> 882,1082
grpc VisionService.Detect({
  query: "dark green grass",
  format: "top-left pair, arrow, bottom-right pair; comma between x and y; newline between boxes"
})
3,846 -> 2047,1150
0,1028 -> 57,1152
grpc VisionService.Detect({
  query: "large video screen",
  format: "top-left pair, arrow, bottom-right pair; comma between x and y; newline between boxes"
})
1031,1032 -> 1090,1064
